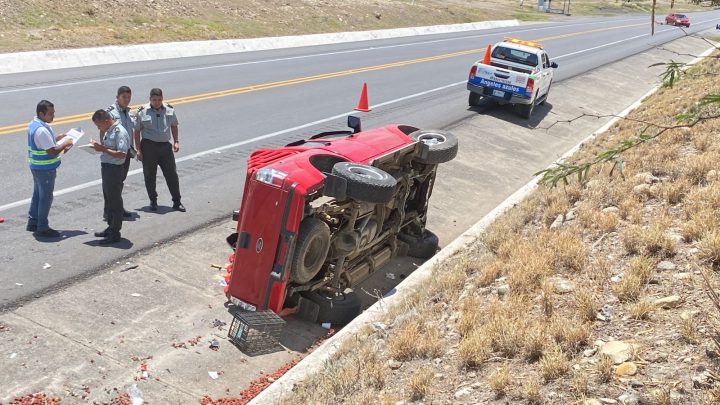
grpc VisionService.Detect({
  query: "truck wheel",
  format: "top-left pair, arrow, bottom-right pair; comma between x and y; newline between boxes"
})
399,230 -> 439,259
290,217 -> 331,284
303,290 -> 362,325
332,162 -> 397,204
410,130 -> 459,164
515,101 -> 535,119
468,92 -> 482,107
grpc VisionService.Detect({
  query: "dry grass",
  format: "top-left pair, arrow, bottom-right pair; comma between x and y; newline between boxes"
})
629,300 -> 657,320
523,378 -> 542,404
548,230 -> 588,272
614,256 -> 655,302
680,316 -> 699,345
523,324 -> 548,363
549,318 -> 590,354
459,329 -> 492,369
388,319 -> 443,360
596,354 -> 615,383
698,230 -> 720,267
539,345 -> 569,381
477,258 -> 504,287
574,288 -> 597,323
651,386 -> 673,405
409,367 -> 434,401
489,366 -> 510,397
571,370 -> 590,397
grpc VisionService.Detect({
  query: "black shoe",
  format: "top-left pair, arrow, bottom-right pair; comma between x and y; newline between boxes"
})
172,203 -> 186,212
99,233 -> 121,245
149,201 -> 158,212
94,229 -> 109,238
26,224 -> 37,232
34,228 -> 61,238
123,210 -> 132,218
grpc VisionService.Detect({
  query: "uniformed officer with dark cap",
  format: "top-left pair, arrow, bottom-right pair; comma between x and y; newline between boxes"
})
90,109 -> 130,245
105,85 -> 135,219
133,88 -> 186,212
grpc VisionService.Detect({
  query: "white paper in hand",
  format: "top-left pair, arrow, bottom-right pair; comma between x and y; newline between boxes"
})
78,144 -> 102,155
64,128 -> 84,144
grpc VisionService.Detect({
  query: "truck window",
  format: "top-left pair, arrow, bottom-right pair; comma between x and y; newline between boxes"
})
492,46 -> 539,67
542,53 -> 550,69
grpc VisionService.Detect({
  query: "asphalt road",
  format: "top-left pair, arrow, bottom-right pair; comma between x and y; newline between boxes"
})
1,11 -> 718,309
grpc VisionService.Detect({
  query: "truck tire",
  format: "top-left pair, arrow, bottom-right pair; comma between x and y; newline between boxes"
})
303,290 -> 362,325
410,130 -> 459,164
468,92 -> 482,107
515,100 -> 535,119
290,217 -> 331,284
332,162 -> 397,204
399,230 -> 439,259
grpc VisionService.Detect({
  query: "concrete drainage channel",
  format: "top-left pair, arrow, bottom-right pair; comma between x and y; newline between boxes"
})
246,36 -> 720,404
0,33 -> 717,404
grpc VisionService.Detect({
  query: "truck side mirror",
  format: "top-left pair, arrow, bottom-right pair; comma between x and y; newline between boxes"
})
551,62 -> 558,68
347,115 -> 361,134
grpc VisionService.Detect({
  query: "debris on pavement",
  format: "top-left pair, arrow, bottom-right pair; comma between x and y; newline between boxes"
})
130,293 -> 142,297
127,383 -> 144,405
43,263 -> 52,269
0,217 -> 5,223
15,282 -> 23,286
210,338 -> 220,351
0,322 -> 9,332
121,263 -> 139,272
321,322 -> 331,329
8,392 -> 62,404
212,319 -> 227,330
208,371 -> 219,380
210,264 -> 223,270
385,272 -> 396,280
10,352 -> 17,359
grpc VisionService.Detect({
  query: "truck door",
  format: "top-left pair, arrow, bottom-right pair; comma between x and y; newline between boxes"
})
540,52 -> 552,96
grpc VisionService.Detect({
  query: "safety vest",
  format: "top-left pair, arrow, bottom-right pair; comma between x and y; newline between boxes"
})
27,118 -> 61,170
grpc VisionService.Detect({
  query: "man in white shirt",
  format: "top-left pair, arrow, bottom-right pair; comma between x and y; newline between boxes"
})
27,100 -> 73,238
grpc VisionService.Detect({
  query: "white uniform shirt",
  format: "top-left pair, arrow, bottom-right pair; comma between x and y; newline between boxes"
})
32,119 -> 56,150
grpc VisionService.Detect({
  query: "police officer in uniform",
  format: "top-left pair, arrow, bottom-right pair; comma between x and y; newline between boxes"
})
106,85 -> 135,218
90,109 -> 130,245
134,88 -> 185,212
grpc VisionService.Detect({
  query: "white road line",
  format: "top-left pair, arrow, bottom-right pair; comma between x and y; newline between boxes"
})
0,81 -> 465,212
0,18 -> 647,95
1,17 -> 715,212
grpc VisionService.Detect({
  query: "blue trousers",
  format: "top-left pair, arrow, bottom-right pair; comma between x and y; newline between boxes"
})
28,169 -> 56,231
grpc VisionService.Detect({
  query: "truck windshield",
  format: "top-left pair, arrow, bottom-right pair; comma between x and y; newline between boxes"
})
676,14 -> 687,18
492,46 -> 538,67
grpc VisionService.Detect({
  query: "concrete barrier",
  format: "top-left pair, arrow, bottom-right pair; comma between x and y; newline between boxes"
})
0,20 -> 519,75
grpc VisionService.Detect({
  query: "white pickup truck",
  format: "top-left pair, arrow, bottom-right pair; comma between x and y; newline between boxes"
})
467,38 -> 558,119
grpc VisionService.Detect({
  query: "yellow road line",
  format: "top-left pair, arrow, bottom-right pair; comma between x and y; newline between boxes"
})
0,22 -> 647,136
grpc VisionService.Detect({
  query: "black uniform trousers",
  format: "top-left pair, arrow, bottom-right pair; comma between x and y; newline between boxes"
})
101,163 -> 125,235
140,139 -> 181,204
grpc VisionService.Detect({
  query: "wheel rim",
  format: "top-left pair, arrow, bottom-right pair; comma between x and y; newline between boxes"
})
348,165 -> 385,180
417,132 -> 446,146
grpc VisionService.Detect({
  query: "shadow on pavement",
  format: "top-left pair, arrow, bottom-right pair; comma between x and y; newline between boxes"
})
82,238 -> 134,249
468,98 -> 554,128
33,229 -> 88,242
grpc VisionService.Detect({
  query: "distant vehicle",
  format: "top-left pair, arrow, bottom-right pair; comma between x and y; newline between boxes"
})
467,37 -> 558,119
665,13 -> 690,28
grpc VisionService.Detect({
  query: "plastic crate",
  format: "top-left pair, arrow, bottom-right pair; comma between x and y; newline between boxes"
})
228,309 -> 285,355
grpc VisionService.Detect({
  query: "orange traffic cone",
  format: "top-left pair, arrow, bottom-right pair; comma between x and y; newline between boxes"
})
354,83 -> 371,112
0,217 -> 4,224
482,44 -> 492,65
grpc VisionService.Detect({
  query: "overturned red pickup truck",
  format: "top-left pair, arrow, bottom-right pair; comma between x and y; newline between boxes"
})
226,117 -> 457,325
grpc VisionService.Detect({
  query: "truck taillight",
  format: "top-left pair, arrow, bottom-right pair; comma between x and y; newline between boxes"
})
255,168 -> 288,187
526,78 -> 535,94
469,65 -> 477,80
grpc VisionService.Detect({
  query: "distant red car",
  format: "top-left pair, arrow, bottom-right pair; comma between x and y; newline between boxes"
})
225,116 -> 458,324
665,13 -> 690,28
